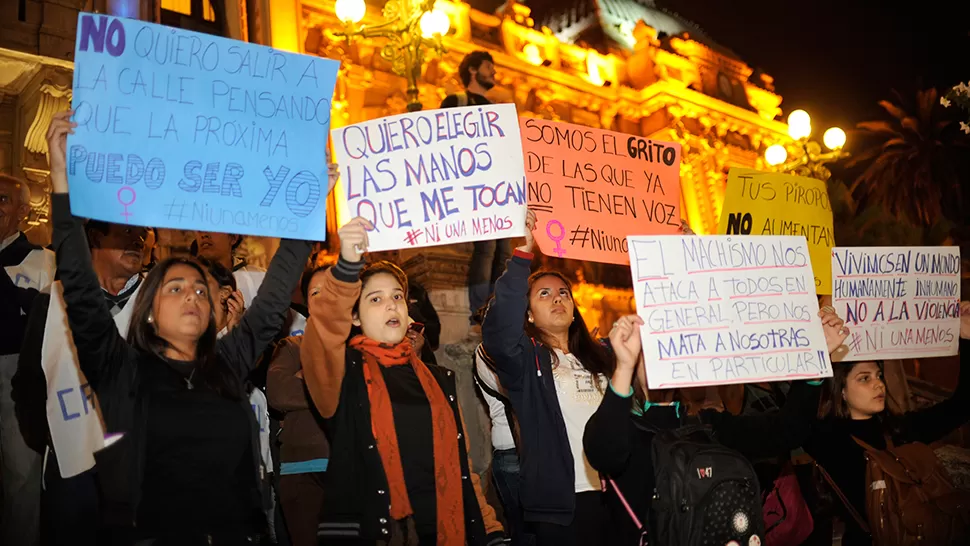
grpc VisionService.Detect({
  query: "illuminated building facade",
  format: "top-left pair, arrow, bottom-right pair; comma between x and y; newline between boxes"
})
0,0 -> 796,342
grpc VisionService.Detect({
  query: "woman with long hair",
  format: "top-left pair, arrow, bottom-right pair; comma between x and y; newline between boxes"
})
805,301 -> 970,545
481,209 -> 618,546
299,217 -> 505,546
266,264 -> 332,546
45,111 -> 327,544
584,309 -> 850,545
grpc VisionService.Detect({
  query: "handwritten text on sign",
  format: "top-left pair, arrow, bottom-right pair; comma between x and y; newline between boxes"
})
628,235 -> 832,389
68,13 -> 339,239
332,104 -> 526,252
718,169 -> 835,294
833,247 -> 961,360
520,119 -> 682,264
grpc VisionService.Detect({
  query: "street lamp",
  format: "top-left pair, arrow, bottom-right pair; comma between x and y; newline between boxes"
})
764,109 -> 849,180
331,0 -> 451,112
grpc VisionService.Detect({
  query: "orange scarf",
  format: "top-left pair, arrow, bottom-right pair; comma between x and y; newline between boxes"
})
349,335 -> 464,545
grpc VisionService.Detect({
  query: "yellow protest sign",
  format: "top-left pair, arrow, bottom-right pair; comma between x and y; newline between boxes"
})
717,168 -> 835,294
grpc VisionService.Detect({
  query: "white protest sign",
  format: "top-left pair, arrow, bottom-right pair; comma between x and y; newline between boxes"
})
832,247 -> 961,361
628,235 -> 832,389
331,104 -> 527,251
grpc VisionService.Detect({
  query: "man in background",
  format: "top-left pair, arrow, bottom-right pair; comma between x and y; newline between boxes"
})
440,51 -> 510,331
0,174 -> 54,546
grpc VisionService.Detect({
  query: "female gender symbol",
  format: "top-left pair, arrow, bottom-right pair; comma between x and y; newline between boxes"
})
545,219 -> 567,257
117,187 -> 136,224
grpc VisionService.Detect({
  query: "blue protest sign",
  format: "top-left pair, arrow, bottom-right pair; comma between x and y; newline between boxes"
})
67,12 -> 339,240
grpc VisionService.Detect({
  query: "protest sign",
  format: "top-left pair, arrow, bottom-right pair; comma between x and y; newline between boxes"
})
68,13 -> 339,240
331,104 -> 527,252
520,119 -> 682,264
718,168 -> 835,294
628,235 -> 832,389
832,247 -> 961,361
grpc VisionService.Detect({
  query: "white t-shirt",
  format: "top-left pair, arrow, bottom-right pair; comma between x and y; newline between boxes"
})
474,347 -> 516,451
551,348 -> 606,493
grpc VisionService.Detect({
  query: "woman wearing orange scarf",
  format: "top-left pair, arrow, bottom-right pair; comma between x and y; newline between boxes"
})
300,216 -> 505,546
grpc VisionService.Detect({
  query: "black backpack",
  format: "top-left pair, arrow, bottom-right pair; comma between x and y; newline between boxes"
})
649,423 -> 765,546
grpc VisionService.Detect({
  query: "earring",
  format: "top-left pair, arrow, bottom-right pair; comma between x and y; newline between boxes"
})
147,315 -> 154,324
528,316 -> 534,323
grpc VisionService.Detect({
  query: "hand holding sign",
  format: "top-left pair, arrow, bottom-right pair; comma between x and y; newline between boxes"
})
517,208 -> 537,254
338,217 -> 373,262
818,307 -> 850,355
609,314 -> 645,370
47,110 -> 77,194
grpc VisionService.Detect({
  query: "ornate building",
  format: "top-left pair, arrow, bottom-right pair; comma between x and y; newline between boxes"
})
284,0 -> 794,341
0,0 -> 796,342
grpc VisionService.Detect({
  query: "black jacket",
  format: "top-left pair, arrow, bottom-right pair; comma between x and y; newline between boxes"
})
312,261 -> 504,545
481,250 -> 579,526
583,380 -> 823,543
805,339 -> 970,546
50,193 -> 310,529
0,232 -> 47,355
319,347 -> 504,545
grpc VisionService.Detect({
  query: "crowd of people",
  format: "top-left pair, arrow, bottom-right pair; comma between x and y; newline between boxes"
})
0,50 -> 967,546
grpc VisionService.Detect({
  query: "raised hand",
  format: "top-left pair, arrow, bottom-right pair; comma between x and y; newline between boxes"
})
338,217 -> 373,263
46,110 -> 76,194
609,314 -> 645,370
818,305 -> 849,355
225,290 -> 245,332
518,208 -> 537,254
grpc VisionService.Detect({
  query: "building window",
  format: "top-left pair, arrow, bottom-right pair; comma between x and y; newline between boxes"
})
161,0 -> 220,34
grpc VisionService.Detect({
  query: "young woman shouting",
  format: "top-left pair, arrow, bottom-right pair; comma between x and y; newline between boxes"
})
299,218 -> 505,546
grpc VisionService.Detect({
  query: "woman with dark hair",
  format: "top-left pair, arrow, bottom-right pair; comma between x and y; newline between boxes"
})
299,217 -> 505,546
481,209 -> 618,546
45,111 -> 327,544
266,264 -> 332,546
804,301 -> 970,546
584,309 -> 850,545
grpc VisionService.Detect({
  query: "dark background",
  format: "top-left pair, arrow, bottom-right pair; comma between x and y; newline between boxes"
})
472,0 -> 970,150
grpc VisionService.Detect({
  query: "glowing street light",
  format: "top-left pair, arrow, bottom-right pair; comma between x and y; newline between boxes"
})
787,109 -> 812,140
334,0 -> 366,24
766,109 -> 850,179
823,126 -> 846,150
419,7 -> 450,38
765,144 -> 788,166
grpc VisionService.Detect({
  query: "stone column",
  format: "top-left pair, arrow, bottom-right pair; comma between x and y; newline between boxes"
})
400,244 -> 475,345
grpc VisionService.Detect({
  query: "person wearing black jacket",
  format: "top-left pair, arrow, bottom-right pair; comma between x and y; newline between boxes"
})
44,111 -> 321,544
805,301 -> 970,546
481,210 -> 617,546
299,217 -> 505,545
14,220 -> 150,546
584,310 -> 850,545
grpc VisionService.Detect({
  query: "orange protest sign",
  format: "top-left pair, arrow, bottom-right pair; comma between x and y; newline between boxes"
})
520,118 -> 682,265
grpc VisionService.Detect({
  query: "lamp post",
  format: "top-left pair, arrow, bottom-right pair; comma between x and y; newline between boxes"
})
764,109 -> 848,180
332,0 -> 451,112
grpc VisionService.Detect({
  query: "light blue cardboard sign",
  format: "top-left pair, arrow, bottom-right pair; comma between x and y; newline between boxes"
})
67,12 -> 339,240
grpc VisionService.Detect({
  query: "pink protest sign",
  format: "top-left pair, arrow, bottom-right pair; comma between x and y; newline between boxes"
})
520,118 -> 682,264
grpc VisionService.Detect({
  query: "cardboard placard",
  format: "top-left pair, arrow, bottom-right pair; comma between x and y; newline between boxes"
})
68,13 -> 339,239
331,104 -> 527,251
833,246 -> 961,360
718,168 -> 835,294
521,118 -> 682,264
629,235 -> 832,389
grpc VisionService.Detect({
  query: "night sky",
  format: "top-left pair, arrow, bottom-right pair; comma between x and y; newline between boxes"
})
473,0 -> 970,150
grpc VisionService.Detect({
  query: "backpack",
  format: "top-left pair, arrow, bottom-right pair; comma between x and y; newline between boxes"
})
820,436 -> 970,545
456,92 -> 468,107
650,423 -> 765,546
